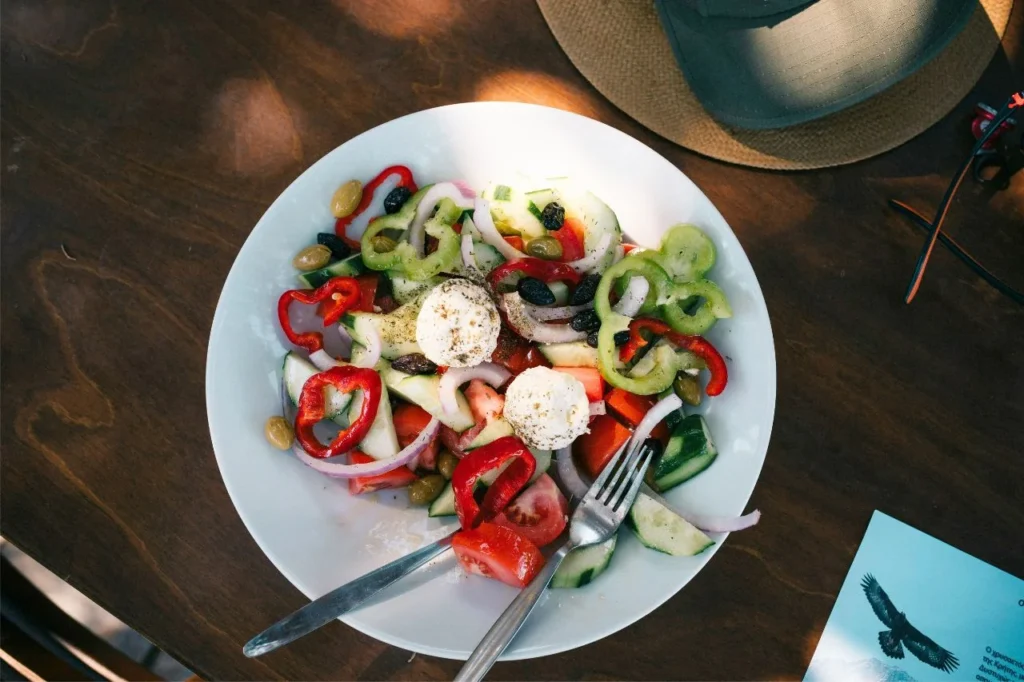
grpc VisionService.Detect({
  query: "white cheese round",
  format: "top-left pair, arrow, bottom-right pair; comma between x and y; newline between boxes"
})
504,366 -> 590,450
415,278 -> 500,368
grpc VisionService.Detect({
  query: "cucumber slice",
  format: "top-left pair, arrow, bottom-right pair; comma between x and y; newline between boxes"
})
393,374 -> 475,433
548,281 -> 570,305
298,254 -> 367,289
428,481 -> 457,517
282,352 -> 350,423
464,418 -> 515,450
524,188 -> 559,221
483,183 -> 547,239
551,181 -> 621,273
348,382 -> 399,460
626,493 -> 714,556
538,341 -> 599,368
341,300 -> 421,359
389,273 -> 442,305
654,415 -> 718,491
551,536 -> 616,588
658,224 -> 716,282
478,447 -> 551,485
446,241 -> 506,278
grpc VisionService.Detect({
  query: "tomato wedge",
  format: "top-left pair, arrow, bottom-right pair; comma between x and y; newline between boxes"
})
490,325 -> 550,375
493,474 -> 568,547
552,367 -> 605,403
393,403 -> 440,470
574,414 -> 632,479
465,379 -> 505,423
553,217 -> 586,262
604,388 -> 669,443
452,522 -> 545,588
347,451 -> 418,494
504,235 -> 525,252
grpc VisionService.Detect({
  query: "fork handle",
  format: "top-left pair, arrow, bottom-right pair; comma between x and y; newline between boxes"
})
454,541 -> 574,682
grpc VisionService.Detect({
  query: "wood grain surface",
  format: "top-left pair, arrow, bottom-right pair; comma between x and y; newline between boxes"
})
2,1 -> 1022,680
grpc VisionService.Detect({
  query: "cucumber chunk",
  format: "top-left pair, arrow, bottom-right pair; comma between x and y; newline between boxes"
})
538,341 -> 599,368
342,299 -> 421,359
626,493 -> 714,556
298,254 -> 366,289
653,415 -> 718,492
282,352 -> 349,424
551,536 -> 617,588
428,481 -> 457,517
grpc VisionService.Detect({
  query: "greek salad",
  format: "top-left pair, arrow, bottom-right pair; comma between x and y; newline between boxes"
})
266,165 -> 759,591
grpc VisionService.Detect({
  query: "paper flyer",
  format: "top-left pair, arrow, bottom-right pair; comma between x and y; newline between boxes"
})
805,511 -> 1024,682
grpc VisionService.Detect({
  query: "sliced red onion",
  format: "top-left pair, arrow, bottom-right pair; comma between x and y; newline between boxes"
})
352,325 -> 382,369
309,349 -> 341,371
500,293 -> 587,343
630,393 -> 683,452
611,276 -> 650,318
460,233 -> 484,283
567,233 -> 612,273
439,363 -> 511,415
474,198 -> 528,261
589,400 -> 606,418
524,301 -> 592,321
410,183 -> 475,253
457,420 -> 487,450
335,324 -> 354,361
555,446 -> 588,499
290,417 -> 440,479
451,179 -> 477,199
640,486 -> 761,533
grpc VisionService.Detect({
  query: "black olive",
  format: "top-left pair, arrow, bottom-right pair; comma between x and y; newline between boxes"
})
570,309 -> 601,333
516,277 -> 556,306
540,202 -> 565,231
570,273 -> 601,305
587,331 -> 599,348
391,353 -> 438,375
613,330 -> 630,346
316,233 -> 352,260
383,186 -> 412,215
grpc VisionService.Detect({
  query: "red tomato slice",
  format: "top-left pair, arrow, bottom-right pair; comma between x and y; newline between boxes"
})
393,403 -> 440,470
348,451 -> 418,494
552,367 -> 605,402
490,326 -> 550,375
621,243 -> 638,254
493,474 -> 568,547
504,235 -> 525,252
574,414 -> 632,479
604,388 -> 669,444
553,218 -> 586,262
353,272 -> 379,312
452,522 -> 545,588
465,379 -> 505,423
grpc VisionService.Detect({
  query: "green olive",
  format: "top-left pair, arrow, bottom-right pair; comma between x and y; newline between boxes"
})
331,180 -> 363,218
525,236 -> 563,260
293,244 -> 332,271
408,474 -> 446,506
438,451 -> 459,480
372,235 -> 398,253
673,372 -> 702,406
264,416 -> 294,450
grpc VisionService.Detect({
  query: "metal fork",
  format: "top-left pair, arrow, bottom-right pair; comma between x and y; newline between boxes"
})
453,439 -> 656,682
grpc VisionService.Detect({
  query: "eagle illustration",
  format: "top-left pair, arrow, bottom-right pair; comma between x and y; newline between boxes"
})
861,574 -> 959,674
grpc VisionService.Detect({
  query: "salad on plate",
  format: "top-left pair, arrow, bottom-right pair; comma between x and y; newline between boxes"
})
264,164 -> 759,592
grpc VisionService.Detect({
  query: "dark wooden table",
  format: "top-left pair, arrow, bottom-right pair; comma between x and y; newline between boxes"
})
2,1 -> 1022,680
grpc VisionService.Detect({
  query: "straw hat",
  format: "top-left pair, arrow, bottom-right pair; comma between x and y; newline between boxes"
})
536,0 -> 1014,169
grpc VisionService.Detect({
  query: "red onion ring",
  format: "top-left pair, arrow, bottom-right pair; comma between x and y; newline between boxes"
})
567,233 -> 613,273
640,487 -> 761,534
290,417 -> 440,479
460,233 -> 484,283
309,349 -> 341,371
451,180 -> 477,199
500,293 -> 587,343
555,446 -> 588,499
474,198 -> 528,261
439,362 -> 511,415
409,183 -> 475,254
629,393 -> 682,451
611,276 -> 650,318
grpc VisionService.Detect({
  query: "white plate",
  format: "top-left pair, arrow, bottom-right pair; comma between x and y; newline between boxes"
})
206,102 -> 776,660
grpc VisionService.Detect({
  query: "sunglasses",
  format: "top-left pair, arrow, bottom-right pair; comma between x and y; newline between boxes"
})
892,91 -> 1024,306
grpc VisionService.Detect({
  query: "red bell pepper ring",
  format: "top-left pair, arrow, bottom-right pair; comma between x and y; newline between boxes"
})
277,277 -> 361,353
451,436 -> 536,529
620,317 -> 729,397
294,366 -> 382,459
487,257 -> 582,291
335,165 -> 418,249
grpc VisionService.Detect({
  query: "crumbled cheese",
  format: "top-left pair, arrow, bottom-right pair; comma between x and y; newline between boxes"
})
415,278 -> 500,367
503,366 -> 589,450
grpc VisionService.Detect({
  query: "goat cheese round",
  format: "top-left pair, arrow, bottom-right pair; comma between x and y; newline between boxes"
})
504,366 -> 590,450
415,278 -> 500,368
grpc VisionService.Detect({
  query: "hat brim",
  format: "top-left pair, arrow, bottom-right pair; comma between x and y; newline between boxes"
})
657,0 -> 977,130
536,0 -> 1013,169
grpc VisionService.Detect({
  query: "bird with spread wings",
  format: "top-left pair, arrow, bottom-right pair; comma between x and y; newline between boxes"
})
861,574 -> 959,674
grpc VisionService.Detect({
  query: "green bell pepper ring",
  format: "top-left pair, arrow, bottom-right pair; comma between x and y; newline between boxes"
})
661,279 -> 733,335
361,196 -> 462,280
594,255 -> 677,395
